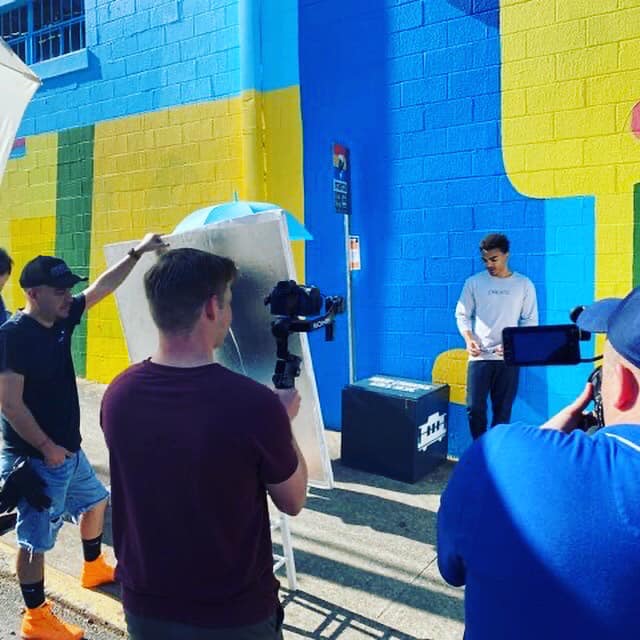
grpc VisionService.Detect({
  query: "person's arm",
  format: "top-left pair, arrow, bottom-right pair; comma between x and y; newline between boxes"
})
437,469 -> 468,587
540,382 -> 593,433
82,233 -> 168,311
265,388 -> 308,515
455,280 -> 481,356
519,279 -> 538,327
267,437 -> 308,515
0,371 -> 70,466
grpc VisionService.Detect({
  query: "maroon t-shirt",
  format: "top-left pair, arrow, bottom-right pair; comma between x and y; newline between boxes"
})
100,360 -> 298,628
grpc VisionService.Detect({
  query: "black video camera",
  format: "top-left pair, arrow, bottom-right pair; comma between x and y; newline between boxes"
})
502,306 -> 603,431
265,280 -> 345,389
266,281 -> 323,317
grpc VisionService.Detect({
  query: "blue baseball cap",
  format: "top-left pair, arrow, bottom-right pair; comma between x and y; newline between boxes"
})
576,288 -> 640,368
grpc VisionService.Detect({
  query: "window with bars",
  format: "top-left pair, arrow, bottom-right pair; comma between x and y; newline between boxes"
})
1,0 -> 85,65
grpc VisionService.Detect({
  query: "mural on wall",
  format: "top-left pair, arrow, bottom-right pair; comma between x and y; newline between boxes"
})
500,0 -> 640,297
299,0 -> 600,454
1,0 -> 638,455
0,0 -> 307,386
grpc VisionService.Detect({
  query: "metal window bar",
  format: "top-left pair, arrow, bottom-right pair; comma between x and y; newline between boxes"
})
1,0 -> 85,64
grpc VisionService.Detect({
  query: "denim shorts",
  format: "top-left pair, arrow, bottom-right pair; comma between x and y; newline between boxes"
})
0,449 -> 109,554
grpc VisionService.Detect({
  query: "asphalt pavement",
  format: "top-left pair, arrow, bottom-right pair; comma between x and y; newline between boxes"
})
0,379 -> 465,639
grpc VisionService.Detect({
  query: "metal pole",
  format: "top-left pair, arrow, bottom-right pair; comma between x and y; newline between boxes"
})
344,214 -> 355,384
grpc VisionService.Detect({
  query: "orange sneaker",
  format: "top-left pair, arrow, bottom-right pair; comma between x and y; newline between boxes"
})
80,553 -> 116,588
21,601 -> 84,640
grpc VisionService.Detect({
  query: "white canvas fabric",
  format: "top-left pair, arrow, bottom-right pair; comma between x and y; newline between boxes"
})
0,37 -> 40,185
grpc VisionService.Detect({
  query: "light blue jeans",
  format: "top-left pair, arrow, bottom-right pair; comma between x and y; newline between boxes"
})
0,449 -> 109,553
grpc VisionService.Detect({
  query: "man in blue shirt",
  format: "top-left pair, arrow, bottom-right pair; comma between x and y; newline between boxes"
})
438,286 -> 640,639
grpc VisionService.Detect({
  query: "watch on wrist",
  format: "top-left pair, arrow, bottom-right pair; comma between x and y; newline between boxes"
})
127,247 -> 141,261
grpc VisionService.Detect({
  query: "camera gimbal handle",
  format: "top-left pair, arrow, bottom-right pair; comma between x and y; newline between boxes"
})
270,304 -> 342,389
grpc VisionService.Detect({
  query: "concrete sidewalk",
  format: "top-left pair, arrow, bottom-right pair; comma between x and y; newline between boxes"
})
0,379 -> 465,640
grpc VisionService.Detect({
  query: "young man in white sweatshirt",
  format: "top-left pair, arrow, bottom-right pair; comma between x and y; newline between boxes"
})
455,233 -> 538,439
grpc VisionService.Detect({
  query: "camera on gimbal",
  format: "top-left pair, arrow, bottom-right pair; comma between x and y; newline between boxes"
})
265,280 -> 345,389
502,306 -> 604,431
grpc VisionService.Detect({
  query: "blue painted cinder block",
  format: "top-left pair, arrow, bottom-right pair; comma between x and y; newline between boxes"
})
424,152 -> 472,180
389,1 -> 423,31
388,23 -> 447,57
389,53 -> 423,83
473,92 -> 501,122
402,77 -> 447,106
446,16 -> 488,45
390,107 -> 424,133
384,308 -> 426,333
391,159 -> 424,184
449,66 -> 500,99
424,99 -> 473,129
400,130 -> 447,158
424,44 -> 474,74
447,121 -> 499,151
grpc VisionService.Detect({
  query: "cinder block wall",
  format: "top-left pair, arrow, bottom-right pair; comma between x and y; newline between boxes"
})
0,0 -> 305,384
1,0 -> 638,455
298,0 -> 636,453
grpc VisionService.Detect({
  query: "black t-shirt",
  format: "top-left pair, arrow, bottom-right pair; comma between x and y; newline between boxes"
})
0,295 -> 86,458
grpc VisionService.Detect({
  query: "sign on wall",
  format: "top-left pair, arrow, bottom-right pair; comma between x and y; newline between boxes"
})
333,143 -> 350,214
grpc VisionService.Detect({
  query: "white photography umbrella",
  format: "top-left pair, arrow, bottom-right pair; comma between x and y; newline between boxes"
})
0,37 -> 40,185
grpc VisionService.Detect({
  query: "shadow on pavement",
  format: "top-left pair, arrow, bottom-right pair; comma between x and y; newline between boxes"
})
282,589 -> 429,639
331,458 -> 456,497
304,487 -> 437,546
276,548 -> 464,624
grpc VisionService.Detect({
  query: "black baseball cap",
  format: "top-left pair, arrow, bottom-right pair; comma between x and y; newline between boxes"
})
19,256 -> 88,289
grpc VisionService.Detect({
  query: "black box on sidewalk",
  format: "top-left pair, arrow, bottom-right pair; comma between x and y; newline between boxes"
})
341,375 -> 449,483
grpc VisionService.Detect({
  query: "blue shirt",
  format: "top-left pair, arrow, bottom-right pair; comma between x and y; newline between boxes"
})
437,423 -> 640,639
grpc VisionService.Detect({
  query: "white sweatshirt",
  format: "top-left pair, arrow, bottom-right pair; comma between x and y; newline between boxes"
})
455,271 -> 538,361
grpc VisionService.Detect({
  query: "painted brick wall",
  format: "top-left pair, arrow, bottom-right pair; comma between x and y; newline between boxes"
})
20,0 -> 241,136
300,0 -> 595,454
501,0 -> 640,298
0,0 -> 307,387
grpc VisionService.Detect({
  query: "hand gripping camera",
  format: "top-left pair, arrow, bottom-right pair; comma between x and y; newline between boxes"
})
265,280 -> 345,389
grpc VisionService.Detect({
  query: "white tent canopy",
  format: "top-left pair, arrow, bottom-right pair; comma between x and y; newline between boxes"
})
0,37 -> 40,185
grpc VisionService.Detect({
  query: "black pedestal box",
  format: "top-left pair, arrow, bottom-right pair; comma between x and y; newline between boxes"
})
341,375 -> 449,483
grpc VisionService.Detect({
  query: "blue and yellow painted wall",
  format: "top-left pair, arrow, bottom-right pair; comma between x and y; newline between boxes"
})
1,0 -> 639,456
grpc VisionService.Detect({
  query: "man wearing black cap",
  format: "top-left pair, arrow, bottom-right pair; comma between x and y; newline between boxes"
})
438,288 -> 640,640
0,233 -> 166,640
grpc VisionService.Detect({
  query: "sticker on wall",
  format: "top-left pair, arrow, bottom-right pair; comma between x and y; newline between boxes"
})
417,411 -> 447,452
333,142 -> 350,214
348,234 -> 361,271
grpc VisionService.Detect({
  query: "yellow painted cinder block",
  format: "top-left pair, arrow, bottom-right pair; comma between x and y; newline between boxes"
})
526,21 -> 586,57
525,139 -> 583,172
586,70 -> 640,106
526,80 -> 585,115
556,44 -> 618,82
0,133 -> 58,310
503,114 -> 554,145
501,0 -> 555,34
432,349 -> 468,405
7,217 -> 56,312
586,8 -> 640,46
556,0 -> 618,22
501,57 -> 555,88
501,0 -> 640,299
554,105 -> 618,141
261,86 -> 306,281
502,89 -> 527,117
